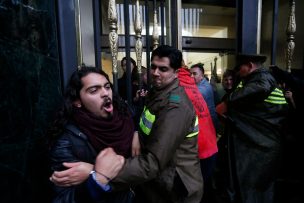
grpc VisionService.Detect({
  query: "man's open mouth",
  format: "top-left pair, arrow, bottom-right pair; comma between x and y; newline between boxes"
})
103,98 -> 113,113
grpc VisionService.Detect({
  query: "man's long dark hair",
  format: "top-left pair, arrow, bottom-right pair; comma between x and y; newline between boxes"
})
121,56 -> 138,81
48,66 -> 129,142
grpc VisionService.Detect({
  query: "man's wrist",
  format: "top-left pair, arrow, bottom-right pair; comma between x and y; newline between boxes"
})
94,170 -> 111,183
90,171 -> 111,191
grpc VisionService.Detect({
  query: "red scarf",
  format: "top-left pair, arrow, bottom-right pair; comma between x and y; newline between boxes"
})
178,68 -> 218,159
72,107 -> 134,158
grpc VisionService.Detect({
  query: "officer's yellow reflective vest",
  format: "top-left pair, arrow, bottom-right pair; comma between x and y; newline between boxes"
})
139,106 -> 199,138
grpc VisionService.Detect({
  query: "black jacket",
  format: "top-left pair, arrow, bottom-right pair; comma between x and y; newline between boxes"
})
225,68 -> 288,203
50,125 -> 132,203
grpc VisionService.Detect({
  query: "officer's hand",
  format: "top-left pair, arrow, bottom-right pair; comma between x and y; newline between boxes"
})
95,148 -> 125,183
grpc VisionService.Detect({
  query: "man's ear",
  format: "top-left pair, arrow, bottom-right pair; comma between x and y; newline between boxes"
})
73,100 -> 82,108
174,69 -> 178,78
248,62 -> 257,72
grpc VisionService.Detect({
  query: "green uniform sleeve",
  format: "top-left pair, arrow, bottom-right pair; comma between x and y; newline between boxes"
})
112,99 -> 195,186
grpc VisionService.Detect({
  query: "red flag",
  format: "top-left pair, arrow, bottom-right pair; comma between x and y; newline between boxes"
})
178,68 -> 218,159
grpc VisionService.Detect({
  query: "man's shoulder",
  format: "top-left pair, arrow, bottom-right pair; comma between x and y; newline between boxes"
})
198,79 -> 213,94
170,85 -> 190,97
249,68 -> 276,86
167,86 -> 194,108
198,78 -> 208,86
168,93 -> 181,104
63,124 -> 90,142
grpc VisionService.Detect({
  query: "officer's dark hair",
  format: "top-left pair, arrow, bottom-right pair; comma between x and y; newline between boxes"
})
190,63 -> 205,74
151,45 -> 182,70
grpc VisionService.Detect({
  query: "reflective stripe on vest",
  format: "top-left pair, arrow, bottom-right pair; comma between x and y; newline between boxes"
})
264,88 -> 287,104
236,81 -> 243,89
139,106 -> 199,138
186,116 -> 199,138
236,82 -> 287,105
139,107 -> 155,135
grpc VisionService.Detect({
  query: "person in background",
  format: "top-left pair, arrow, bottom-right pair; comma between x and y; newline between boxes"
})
118,57 -> 138,101
210,74 -> 222,105
49,66 -> 139,203
132,66 -> 149,130
220,69 -> 236,101
50,45 -> 203,203
283,87 -> 296,109
216,69 -> 237,133
217,54 -> 288,203
133,66 -> 149,104
190,63 -> 220,134
213,69 -> 236,202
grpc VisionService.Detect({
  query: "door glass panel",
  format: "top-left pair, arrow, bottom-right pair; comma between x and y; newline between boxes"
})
101,0 -> 166,36
101,50 -> 234,83
101,1 -> 236,38
183,52 -> 227,77
182,4 -> 236,38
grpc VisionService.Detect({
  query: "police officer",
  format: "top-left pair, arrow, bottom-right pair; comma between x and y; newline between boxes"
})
105,45 -> 203,203
217,54 -> 288,203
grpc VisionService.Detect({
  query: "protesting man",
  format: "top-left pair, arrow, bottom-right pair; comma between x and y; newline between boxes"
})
51,45 -> 203,203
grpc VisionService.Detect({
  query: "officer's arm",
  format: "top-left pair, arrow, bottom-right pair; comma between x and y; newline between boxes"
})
229,77 -> 273,104
112,103 -> 193,185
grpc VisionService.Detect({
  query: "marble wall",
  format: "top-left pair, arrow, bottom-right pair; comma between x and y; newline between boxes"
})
0,1 -> 61,202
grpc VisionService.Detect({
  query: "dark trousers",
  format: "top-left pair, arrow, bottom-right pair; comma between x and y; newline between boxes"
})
200,153 -> 217,203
